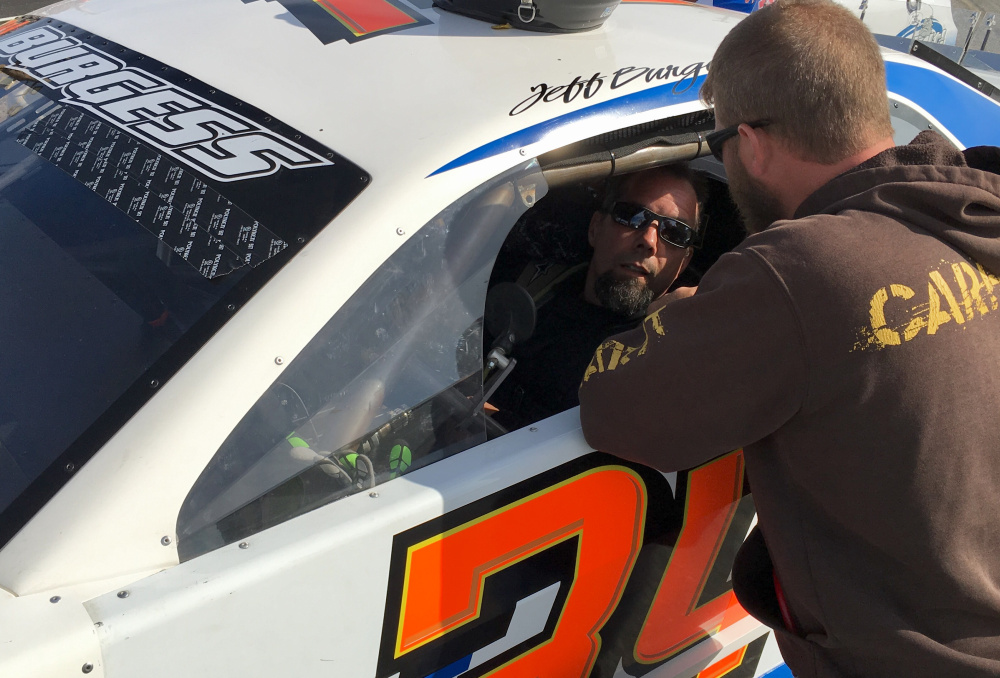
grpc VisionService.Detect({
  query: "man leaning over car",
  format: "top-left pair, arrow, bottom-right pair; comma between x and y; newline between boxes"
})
578,1 -> 1000,677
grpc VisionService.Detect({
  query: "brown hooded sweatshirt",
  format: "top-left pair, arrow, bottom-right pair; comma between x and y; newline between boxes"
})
578,132 -> 1000,678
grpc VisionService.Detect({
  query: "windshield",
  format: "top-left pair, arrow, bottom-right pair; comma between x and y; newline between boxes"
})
0,68 -> 248,513
0,20 -> 369,542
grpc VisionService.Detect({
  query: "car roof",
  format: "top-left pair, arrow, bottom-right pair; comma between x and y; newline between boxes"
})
40,0 -> 737,186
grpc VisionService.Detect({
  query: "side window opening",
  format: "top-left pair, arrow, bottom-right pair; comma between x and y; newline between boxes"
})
176,162 -> 547,561
483,115 -> 745,434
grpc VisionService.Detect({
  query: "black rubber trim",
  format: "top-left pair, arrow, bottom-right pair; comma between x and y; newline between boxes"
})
910,40 -> 1000,103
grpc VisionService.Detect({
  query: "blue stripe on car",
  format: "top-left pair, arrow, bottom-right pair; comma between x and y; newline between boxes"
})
431,60 -> 1000,177
884,60 -> 1000,148
425,654 -> 472,678
428,74 -> 707,176
761,663 -> 794,678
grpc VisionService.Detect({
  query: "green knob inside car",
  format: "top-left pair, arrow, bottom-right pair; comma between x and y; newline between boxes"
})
389,444 -> 412,477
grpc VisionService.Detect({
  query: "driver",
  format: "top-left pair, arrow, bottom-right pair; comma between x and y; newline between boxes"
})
490,164 -> 704,431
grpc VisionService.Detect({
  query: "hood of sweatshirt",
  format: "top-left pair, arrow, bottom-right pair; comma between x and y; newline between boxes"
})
794,131 -> 1000,275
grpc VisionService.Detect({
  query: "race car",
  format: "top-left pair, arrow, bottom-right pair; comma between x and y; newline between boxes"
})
1,1 -> 998,677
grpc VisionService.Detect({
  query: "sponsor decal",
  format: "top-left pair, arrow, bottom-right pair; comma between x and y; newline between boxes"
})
241,0 -> 430,44
0,24 -> 332,183
13,99 -> 285,278
509,62 -> 709,116
0,22 -> 368,278
896,5 -> 947,45
376,452 -> 754,678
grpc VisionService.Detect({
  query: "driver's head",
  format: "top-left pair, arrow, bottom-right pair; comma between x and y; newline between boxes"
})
584,165 -> 702,316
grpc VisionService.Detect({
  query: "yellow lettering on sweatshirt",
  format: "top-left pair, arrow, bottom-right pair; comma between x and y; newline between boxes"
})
585,339 -> 615,381
926,280 -> 955,335
953,262 -> 990,319
606,343 -> 625,371
929,270 -> 965,325
977,262 -> 1000,310
583,306 -> 667,381
854,259 -> 999,351
648,306 -> 667,337
869,285 -> 914,347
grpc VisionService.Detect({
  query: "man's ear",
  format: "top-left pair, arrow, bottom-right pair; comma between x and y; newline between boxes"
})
737,124 -> 773,179
588,211 -> 601,247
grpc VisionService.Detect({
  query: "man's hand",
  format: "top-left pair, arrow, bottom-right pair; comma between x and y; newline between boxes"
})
648,286 -> 697,315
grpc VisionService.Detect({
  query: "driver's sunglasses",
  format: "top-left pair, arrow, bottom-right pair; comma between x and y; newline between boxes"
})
607,201 -> 702,249
705,120 -> 771,161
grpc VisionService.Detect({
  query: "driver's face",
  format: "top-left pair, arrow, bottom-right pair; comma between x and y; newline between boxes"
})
586,173 -> 697,304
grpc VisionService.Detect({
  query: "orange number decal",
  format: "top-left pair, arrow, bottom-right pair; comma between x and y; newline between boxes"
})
634,451 -> 750,663
378,466 -> 646,678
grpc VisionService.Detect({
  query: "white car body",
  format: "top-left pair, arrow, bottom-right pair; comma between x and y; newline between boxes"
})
0,1 -> 998,678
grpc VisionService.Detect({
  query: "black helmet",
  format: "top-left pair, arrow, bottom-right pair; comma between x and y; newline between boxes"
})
434,0 -> 620,33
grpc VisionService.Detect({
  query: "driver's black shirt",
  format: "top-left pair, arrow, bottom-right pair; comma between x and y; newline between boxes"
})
490,269 -> 642,431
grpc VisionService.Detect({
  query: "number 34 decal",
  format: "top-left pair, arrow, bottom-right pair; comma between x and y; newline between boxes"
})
376,451 -> 756,678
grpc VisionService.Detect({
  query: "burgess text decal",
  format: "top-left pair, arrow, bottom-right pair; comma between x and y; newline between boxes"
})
0,24 -> 332,183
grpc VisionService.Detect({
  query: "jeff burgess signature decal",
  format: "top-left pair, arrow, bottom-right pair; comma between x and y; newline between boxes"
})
509,62 -> 708,116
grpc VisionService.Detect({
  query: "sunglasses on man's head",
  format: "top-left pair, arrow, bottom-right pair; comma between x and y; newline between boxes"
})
606,201 -> 701,249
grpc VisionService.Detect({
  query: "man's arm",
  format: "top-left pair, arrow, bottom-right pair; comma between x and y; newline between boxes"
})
578,248 -> 807,471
